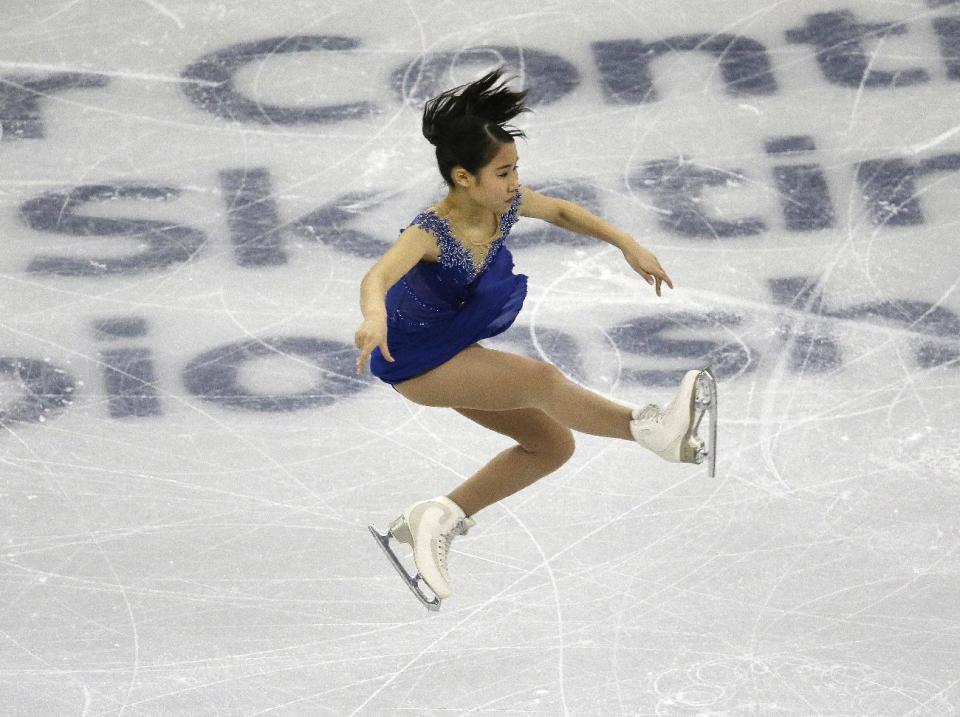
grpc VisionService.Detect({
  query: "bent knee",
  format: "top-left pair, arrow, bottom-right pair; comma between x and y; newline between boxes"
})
554,430 -> 576,463
531,427 -> 576,465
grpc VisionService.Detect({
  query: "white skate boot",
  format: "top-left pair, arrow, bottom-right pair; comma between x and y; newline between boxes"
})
368,496 -> 475,611
630,368 -> 718,477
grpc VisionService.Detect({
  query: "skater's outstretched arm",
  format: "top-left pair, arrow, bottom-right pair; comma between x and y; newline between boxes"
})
518,187 -> 674,297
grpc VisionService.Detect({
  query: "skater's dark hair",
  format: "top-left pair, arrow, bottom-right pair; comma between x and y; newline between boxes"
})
422,67 -> 529,187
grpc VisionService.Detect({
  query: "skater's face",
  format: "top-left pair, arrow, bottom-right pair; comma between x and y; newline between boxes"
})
455,141 -> 520,212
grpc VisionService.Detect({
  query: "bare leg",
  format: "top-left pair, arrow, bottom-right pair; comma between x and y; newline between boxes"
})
393,344 -> 642,516
395,344 -> 635,441
445,407 -> 575,517
541,374 -> 634,441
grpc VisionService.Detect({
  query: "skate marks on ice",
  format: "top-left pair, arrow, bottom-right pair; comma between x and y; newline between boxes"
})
2,0 -> 960,714
646,653 -> 956,715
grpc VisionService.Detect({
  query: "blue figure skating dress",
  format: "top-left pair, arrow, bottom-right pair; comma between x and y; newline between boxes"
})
370,190 -> 527,385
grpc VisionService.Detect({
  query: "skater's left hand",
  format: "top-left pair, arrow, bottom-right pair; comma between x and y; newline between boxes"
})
622,243 -> 673,297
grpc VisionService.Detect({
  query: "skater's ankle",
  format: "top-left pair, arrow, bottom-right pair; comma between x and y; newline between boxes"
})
443,494 -> 474,518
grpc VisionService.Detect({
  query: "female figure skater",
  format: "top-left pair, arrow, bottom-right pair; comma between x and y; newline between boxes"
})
356,69 -> 716,610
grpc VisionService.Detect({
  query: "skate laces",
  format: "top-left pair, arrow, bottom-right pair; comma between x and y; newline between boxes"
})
436,517 -> 475,578
633,403 -> 662,424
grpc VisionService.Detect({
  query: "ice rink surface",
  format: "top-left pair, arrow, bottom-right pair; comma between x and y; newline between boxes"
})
1,0 -> 959,714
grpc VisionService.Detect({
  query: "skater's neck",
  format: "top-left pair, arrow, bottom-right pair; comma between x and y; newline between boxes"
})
435,190 -> 495,228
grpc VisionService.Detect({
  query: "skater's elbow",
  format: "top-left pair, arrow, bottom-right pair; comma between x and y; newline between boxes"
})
360,271 -> 388,293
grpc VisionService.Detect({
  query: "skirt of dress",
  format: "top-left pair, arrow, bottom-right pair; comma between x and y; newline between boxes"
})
369,246 -> 528,385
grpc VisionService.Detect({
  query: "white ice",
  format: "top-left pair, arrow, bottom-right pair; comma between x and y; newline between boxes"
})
0,0 -> 958,715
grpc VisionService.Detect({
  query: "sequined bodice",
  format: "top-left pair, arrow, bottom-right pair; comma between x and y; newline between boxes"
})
414,212 -> 503,277
401,190 -> 522,285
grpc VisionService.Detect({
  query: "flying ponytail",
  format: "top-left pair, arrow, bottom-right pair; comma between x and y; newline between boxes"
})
421,67 -> 529,186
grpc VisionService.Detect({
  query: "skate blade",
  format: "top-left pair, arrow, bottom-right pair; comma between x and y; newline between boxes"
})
689,368 -> 718,477
368,525 -> 442,612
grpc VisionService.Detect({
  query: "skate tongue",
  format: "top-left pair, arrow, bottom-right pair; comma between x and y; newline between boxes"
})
435,498 -> 477,535
433,495 -> 467,519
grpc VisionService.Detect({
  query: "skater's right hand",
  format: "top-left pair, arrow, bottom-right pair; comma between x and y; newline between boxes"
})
355,317 -> 394,375
621,243 -> 674,297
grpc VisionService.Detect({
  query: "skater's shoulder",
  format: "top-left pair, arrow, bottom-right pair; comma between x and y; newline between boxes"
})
368,224 -> 439,285
407,205 -> 449,235
395,223 -> 440,260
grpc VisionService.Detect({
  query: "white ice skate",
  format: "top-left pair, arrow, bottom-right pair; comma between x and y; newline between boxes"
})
368,495 -> 475,612
630,368 -> 718,477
